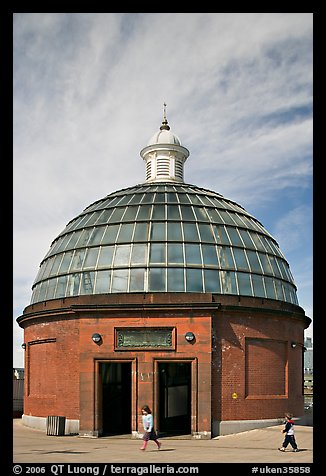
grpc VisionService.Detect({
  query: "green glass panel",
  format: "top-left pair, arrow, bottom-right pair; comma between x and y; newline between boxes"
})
67,273 -> 81,296
95,209 -> 114,225
154,192 -> 166,203
198,223 -> 215,242
264,276 -> 276,299
55,234 -> 72,253
49,254 -> 63,276
193,207 -> 210,222
219,247 -> 235,268
167,222 -> 182,241
178,193 -> 191,203
97,246 -> 114,267
152,204 -> 166,220
167,205 -> 181,220
202,244 -> 218,266
134,222 -> 149,241
167,243 -> 184,264
180,205 -> 196,220
75,228 -> 93,247
150,222 -> 166,241
251,274 -> 266,298
70,249 -> 86,271
141,193 -> 154,204
183,223 -> 199,241
64,231 -> 83,251
95,270 -> 111,293
269,255 -> 282,277
233,248 -> 249,270
167,268 -> 184,291
89,226 -> 106,245
55,275 -> 68,298
237,273 -> 253,296
121,206 -> 138,221
116,223 -> 134,242
111,269 -> 129,292
149,243 -> 166,264
58,251 -> 74,273
186,269 -> 203,292
246,250 -> 263,273
219,210 -> 237,225
83,248 -> 99,269
101,225 -> 119,244
166,192 -> 178,203
214,226 -> 230,245
185,244 -> 202,264
259,253 -> 273,275
137,205 -> 152,220
130,244 -> 147,264
39,257 -> 54,280
108,208 -> 125,223
204,269 -> 221,292
220,270 -> 237,294
238,229 -> 255,249
129,268 -> 145,291
226,227 -> 243,247
274,279 -> 285,300
80,271 -> 94,294
84,212 -> 102,226
114,245 -> 131,266
149,268 -> 166,291
45,278 -> 57,300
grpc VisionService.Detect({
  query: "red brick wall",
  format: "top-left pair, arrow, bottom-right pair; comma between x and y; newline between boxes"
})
23,318 -> 80,419
20,293 -> 308,434
212,308 -> 306,422
78,314 -> 212,436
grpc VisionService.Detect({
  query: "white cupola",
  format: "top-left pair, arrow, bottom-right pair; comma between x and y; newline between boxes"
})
140,104 -> 189,182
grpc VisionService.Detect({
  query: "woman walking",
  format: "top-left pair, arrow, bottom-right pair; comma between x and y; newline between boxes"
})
140,405 -> 162,451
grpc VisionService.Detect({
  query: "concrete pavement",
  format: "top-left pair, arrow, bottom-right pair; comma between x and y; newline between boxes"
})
13,418 -> 313,464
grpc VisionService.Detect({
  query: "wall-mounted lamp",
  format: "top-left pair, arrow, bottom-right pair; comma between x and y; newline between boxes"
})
21,343 -> 26,350
185,332 -> 195,343
92,333 -> 102,344
291,341 -> 306,350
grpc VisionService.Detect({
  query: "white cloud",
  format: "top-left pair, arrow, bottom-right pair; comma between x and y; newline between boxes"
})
13,12 -> 313,364
272,205 -> 313,254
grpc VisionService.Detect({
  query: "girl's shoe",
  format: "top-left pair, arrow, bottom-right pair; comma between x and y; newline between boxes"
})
140,447 -> 146,450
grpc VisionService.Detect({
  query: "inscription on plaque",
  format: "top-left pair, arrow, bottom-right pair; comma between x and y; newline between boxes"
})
116,328 -> 174,349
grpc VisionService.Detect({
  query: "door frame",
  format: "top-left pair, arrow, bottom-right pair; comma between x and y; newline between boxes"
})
94,358 -> 137,436
153,358 -> 198,436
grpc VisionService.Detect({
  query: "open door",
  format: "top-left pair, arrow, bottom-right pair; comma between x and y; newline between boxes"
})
158,362 -> 191,435
100,362 -> 132,435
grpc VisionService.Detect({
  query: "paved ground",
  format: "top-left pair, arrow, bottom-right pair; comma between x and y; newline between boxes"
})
13,418 -> 313,464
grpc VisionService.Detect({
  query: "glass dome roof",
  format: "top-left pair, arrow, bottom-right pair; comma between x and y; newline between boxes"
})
31,181 -> 298,305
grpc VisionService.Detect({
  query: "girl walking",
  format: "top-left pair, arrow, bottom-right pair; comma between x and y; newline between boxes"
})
140,405 -> 162,451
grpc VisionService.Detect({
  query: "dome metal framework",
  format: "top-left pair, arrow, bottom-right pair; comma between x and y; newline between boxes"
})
31,181 -> 298,305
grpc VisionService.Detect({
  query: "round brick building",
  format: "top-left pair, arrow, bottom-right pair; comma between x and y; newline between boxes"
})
18,110 -> 311,438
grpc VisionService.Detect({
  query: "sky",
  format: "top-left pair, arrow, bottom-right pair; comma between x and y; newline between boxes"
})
13,12 -> 313,368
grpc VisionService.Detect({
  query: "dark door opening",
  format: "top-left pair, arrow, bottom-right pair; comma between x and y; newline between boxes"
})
158,362 -> 191,435
100,362 -> 131,435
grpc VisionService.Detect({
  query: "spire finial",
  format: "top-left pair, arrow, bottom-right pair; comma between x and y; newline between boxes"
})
160,102 -> 170,130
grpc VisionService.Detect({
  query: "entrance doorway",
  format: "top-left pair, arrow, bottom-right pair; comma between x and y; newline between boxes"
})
158,362 -> 191,435
100,362 -> 131,435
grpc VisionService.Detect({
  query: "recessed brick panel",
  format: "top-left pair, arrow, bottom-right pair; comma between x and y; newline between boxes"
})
245,338 -> 287,396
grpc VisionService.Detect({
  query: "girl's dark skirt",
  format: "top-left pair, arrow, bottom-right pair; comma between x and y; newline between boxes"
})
143,429 -> 158,441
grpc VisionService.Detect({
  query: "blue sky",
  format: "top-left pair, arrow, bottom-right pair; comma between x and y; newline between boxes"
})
13,13 -> 313,368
